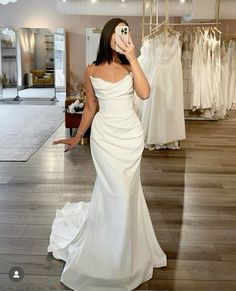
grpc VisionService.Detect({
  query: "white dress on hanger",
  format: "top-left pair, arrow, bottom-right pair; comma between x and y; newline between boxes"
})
192,34 -> 202,110
48,73 -> 167,291
220,42 -> 231,117
140,33 -> 186,147
181,32 -> 194,110
228,41 -> 236,109
202,29 -> 213,109
134,39 -> 155,120
233,41 -> 236,105
211,34 -> 221,111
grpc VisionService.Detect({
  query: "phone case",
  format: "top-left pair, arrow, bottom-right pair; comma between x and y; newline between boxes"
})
115,26 -> 129,54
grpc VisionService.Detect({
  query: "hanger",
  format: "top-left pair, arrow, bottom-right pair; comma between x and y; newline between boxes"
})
210,26 -> 215,38
214,26 -> 222,35
214,26 -> 222,41
145,23 -> 169,40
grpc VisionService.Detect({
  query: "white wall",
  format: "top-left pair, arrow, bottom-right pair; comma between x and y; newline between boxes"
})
17,28 -> 35,87
35,33 -> 46,70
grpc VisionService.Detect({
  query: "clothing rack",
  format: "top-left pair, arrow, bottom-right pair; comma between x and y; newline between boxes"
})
141,0 -> 222,42
141,0 -> 224,122
145,23 -> 222,41
167,22 -> 221,27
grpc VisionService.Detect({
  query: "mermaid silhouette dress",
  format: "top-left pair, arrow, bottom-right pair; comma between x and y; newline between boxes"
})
48,73 -> 167,291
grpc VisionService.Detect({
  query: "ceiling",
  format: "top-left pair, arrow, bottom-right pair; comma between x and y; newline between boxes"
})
55,0 -> 236,20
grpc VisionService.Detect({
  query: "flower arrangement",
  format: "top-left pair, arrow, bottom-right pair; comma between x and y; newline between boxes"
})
67,98 -> 85,114
66,85 -> 86,114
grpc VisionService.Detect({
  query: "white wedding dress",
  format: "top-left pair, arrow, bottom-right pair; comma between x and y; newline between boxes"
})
48,73 -> 167,291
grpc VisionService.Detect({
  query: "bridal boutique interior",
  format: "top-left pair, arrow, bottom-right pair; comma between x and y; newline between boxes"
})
0,0 -> 236,290
0,26 -> 66,101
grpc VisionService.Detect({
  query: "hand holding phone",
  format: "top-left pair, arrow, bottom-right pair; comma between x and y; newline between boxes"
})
115,25 -> 129,54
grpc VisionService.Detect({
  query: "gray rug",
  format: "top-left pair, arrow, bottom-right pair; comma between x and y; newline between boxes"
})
0,104 -> 64,161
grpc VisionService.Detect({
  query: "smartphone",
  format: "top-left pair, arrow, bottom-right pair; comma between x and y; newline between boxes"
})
115,25 -> 129,53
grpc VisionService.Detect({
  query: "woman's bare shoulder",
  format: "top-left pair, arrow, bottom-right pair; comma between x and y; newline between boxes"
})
85,64 -> 96,77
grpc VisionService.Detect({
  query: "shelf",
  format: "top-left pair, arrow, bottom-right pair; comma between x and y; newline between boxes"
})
2,56 -> 16,58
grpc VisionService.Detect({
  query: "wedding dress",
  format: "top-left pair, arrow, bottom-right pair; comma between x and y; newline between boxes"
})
140,33 -> 186,147
48,73 -> 167,291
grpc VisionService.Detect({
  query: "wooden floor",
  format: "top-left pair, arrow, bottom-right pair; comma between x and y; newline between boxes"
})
0,111 -> 236,290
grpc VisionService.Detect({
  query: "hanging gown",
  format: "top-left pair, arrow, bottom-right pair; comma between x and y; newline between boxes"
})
201,29 -> 213,109
192,34 -> 202,110
181,31 -> 194,110
48,73 -> 167,291
228,41 -> 236,109
134,39 -> 155,120
140,33 -> 186,146
211,34 -> 221,111
233,41 -> 236,105
220,42 -> 231,117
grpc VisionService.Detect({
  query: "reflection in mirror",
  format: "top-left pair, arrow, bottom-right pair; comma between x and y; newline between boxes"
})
0,28 -> 18,100
17,28 -> 56,100
54,28 -> 66,101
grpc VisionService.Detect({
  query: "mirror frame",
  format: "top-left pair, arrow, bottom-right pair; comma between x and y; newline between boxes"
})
0,27 -> 18,101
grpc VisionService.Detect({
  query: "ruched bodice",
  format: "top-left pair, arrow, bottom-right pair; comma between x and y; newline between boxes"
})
89,73 -> 134,115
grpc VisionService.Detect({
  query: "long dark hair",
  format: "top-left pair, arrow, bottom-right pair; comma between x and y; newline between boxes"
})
94,18 -> 130,66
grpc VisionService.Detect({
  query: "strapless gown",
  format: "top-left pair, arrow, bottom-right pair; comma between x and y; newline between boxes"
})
48,73 -> 167,291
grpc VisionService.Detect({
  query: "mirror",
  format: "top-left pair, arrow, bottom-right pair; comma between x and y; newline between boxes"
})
0,27 -> 66,102
0,28 -> 18,100
54,28 -> 66,100
16,28 -> 56,101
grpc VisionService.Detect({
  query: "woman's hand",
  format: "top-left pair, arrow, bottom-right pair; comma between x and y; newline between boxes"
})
116,34 -> 150,99
116,34 -> 136,63
53,136 -> 81,152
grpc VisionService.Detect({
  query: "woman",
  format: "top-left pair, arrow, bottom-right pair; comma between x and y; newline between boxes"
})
48,18 -> 167,291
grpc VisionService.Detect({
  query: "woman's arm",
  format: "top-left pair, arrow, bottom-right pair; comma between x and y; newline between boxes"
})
53,65 -> 98,152
128,57 -> 150,100
74,65 -> 98,140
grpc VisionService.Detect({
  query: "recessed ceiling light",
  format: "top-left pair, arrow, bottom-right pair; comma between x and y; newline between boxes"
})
180,0 -> 186,3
